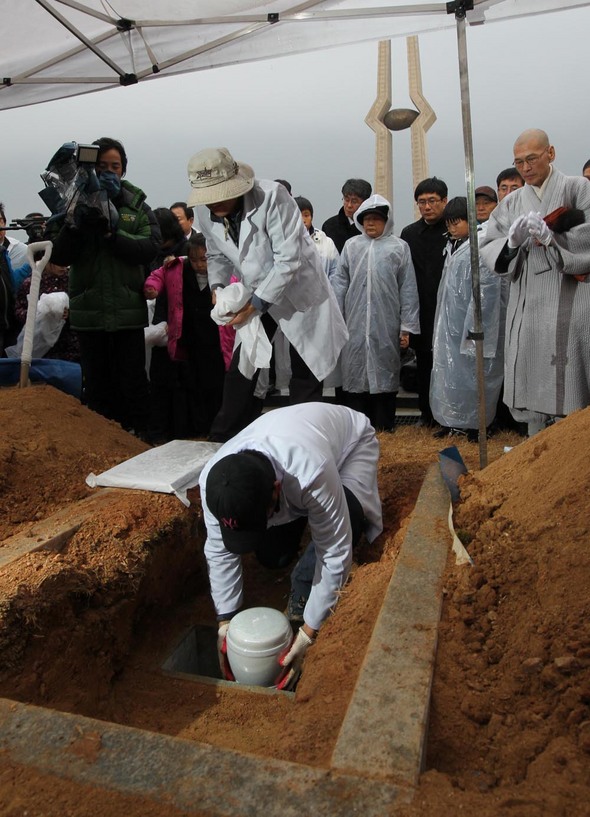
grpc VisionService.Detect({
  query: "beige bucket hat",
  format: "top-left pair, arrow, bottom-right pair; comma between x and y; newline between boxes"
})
187,147 -> 255,206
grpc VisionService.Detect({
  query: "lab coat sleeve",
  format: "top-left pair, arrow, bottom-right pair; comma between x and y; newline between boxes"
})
301,459 -> 354,632
250,188 -> 308,306
202,499 -> 244,619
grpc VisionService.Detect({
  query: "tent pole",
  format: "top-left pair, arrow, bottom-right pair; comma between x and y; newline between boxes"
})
449,0 -> 488,469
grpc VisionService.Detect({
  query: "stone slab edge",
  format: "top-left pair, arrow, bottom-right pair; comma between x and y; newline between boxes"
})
0,698 -> 410,816
331,463 -> 450,786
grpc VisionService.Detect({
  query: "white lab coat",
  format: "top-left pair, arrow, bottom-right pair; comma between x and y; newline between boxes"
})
197,180 -> 348,382
199,403 -> 383,632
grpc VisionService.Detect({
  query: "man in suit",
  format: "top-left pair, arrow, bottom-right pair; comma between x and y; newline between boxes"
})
170,201 -> 199,242
400,177 -> 448,427
187,147 -> 348,441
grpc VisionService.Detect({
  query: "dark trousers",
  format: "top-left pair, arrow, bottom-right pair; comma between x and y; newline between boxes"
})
342,390 -> 397,432
209,313 -> 322,442
148,348 -> 224,443
255,486 -> 365,574
289,487 -> 366,603
77,329 -> 149,434
415,346 -> 434,421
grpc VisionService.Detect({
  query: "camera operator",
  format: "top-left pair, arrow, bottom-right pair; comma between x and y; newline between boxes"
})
23,212 -> 46,244
50,137 -> 160,439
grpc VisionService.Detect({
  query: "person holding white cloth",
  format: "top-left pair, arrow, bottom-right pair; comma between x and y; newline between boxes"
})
186,147 -> 348,442
200,402 -> 383,688
210,281 -> 272,379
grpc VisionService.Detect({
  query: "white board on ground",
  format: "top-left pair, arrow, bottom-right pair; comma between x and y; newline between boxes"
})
86,440 -> 221,506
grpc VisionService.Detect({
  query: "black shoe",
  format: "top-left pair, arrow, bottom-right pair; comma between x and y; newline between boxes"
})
433,426 -> 451,438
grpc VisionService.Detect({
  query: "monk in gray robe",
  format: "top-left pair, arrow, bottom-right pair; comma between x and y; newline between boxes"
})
480,129 -> 590,423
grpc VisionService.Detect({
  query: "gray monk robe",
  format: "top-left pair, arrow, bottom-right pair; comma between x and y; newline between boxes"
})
480,169 -> 590,417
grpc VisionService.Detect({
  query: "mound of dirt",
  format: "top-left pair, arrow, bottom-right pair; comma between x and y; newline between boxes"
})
407,408 -> 590,817
0,385 -> 148,542
1,384 -> 589,817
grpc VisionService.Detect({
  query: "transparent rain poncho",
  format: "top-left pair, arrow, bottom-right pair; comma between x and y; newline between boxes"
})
430,237 -> 509,429
330,195 -> 420,394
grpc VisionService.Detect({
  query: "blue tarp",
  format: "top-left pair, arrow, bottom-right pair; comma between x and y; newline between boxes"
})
0,358 -> 82,399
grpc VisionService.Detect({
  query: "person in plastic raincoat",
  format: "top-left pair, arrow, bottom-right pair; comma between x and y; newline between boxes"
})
430,197 -> 508,438
330,195 -> 420,431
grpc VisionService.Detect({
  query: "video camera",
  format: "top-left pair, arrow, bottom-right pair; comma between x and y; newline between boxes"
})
75,143 -> 101,166
6,214 -> 47,242
38,141 -> 117,234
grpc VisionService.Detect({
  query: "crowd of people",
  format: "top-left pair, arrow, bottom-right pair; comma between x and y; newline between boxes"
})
2,129 -> 589,685
2,130 -> 589,443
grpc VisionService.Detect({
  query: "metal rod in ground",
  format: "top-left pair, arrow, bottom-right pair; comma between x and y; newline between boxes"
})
454,7 -> 488,468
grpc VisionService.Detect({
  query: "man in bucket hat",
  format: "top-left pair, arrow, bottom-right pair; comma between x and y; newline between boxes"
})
187,147 -> 348,442
199,402 -> 383,689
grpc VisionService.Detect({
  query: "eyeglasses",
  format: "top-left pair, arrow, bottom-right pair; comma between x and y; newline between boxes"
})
513,146 -> 549,169
343,196 -> 363,206
416,197 -> 442,207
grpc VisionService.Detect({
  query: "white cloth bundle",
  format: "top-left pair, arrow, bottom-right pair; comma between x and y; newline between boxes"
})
210,282 -> 272,379
6,291 -> 69,359
144,320 -> 168,348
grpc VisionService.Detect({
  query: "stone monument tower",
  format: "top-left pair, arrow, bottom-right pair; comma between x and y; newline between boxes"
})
366,36 -> 436,219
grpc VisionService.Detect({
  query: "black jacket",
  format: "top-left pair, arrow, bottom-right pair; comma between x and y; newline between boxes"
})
322,207 -> 361,253
399,217 -> 447,350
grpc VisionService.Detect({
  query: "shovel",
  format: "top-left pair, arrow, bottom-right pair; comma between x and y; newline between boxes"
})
18,240 -> 52,388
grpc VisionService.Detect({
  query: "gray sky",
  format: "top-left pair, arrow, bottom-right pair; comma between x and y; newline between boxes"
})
1,6 -> 588,237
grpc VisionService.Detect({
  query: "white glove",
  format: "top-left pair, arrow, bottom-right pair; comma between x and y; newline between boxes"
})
277,627 -> 314,690
527,211 -> 553,246
217,621 -> 234,680
507,214 -> 530,249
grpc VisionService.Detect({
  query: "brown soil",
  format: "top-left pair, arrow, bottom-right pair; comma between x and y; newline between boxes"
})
0,385 -> 589,816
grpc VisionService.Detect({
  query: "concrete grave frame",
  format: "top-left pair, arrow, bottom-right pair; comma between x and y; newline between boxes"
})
0,464 -> 451,814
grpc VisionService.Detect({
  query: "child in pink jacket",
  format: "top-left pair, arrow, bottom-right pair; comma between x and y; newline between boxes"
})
144,234 -> 225,437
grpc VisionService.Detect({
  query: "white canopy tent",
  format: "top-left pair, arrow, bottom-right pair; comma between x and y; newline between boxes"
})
2,1 -> 588,111
3,0 -> 589,466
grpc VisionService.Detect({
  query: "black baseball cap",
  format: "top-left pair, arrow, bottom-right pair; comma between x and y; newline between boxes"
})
205,451 -> 276,554
357,204 -> 389,224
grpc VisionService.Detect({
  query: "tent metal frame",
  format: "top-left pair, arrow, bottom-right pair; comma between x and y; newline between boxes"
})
5,1 -> 587,95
